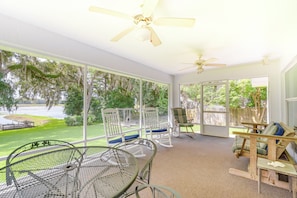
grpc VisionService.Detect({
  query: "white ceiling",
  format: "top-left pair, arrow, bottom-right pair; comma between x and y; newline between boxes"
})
0,0 -> 297,75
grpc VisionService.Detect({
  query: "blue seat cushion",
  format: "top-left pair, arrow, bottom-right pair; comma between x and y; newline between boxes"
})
146,128 -> 167,133
274,123 -> 285,144
108,134 -> 139,144
262,123 -> 285,150
274,123 -> 285,136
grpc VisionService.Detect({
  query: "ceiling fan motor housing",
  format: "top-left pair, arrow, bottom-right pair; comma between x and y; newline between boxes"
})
134,14 -> 152,26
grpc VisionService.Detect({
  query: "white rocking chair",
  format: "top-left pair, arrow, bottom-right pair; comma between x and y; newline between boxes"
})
142,107 -> 172,148
101,108 -> 141,146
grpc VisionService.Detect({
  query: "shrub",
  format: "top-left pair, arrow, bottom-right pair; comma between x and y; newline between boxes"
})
64,115 -> 83,126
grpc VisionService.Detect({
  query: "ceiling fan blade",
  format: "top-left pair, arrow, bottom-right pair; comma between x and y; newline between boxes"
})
204,58 -> 218,63
205,63 -> 226,67
154,17 -> 196,27
142,0 -> 159,17
178,65 -> 195,71
111,26 -> 136,42
147,27 -> 161,46
89,6 -> 132,20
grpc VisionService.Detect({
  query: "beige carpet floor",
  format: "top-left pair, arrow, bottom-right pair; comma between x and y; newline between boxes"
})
148,133 -> 293,198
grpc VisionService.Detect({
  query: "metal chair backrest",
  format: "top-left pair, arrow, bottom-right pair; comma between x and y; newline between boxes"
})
5,140 -> 82,197
7,140 -> 76,165
6,140 -> 77,185
116,138 -> 157,197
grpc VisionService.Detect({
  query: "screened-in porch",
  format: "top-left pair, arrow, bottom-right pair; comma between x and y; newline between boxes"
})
1,0 -> 297,196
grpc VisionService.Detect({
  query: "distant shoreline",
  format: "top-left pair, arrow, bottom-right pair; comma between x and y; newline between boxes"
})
0,105 -> 65,124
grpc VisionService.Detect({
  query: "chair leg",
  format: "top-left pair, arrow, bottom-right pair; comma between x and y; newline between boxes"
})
172,125 -> 180,137
238,139 -> 247,158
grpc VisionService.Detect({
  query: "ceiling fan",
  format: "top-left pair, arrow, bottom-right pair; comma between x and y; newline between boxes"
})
181,55 -> 226,74
89,0 -> 195,46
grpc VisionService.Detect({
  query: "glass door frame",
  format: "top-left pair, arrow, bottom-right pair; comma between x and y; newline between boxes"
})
200,80 -> 230,137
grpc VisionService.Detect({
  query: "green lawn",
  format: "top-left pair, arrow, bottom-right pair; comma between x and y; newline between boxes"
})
0,114 -> 146,168
0,115 -> 109,166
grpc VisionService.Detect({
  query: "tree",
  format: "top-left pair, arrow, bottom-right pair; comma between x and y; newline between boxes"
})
180,84 -> 201,108
141,81 -> 168,114
105,87 -> 134,108
64,87 -> 83,116
0,50 -> 18,111
0,72 -> 17,111
0,49 -> 170,123
6,53 -> 66,109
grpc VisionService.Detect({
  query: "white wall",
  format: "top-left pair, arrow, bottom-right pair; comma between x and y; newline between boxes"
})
281,54 -> 297,123
173,59 -> 282,122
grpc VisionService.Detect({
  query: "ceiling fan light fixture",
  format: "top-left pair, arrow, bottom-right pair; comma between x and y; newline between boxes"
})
135,27 -> 151,41
197,66 -> 204,73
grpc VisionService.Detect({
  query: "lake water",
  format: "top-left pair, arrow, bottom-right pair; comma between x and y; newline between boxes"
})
0,106 -> 66,124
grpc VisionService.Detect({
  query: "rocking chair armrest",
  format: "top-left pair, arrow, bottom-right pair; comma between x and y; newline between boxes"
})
122,128 -> 142,134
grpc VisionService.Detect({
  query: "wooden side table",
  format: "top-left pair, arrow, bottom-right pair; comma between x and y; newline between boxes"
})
257,157 -> 297,198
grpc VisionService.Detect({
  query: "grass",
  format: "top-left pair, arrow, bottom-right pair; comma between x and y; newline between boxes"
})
0,115 -> 107,163
0,114 -> 144,168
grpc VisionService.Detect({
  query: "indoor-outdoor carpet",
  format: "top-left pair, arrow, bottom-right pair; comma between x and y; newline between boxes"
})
145,133 -> 293,198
